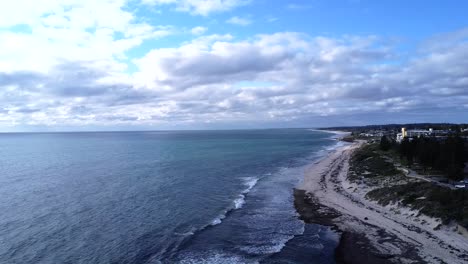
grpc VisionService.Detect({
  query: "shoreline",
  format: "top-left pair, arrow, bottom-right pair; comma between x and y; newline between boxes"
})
309,128 -> 351,138
294,141 -> 468,263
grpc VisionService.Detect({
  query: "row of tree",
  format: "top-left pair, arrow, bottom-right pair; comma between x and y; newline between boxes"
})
380,135 -> 467,180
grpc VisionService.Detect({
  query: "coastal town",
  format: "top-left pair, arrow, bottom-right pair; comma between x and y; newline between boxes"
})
331,124 -> 468,186
331,124 -> 468,142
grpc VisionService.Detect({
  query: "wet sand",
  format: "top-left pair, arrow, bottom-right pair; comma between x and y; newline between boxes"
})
294,189 -> 399,264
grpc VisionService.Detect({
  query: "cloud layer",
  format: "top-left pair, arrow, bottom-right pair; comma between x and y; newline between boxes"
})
143,0 -> 250,16
0,1 -> 467,130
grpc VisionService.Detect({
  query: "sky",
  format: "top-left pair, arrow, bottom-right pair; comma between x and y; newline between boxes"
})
0,0 -> 468,131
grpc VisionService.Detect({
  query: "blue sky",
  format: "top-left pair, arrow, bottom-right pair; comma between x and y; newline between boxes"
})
0,0 -> 468,131
128,1 -> 468,55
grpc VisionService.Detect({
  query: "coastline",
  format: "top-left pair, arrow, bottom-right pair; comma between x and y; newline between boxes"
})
295,141 -> 468,263
309,128 -> 351,139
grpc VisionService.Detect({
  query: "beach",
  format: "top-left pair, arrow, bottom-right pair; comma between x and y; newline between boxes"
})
296,140 -> 468,263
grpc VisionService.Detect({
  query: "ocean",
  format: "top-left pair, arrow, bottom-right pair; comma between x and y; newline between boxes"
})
0,129 -> 342,263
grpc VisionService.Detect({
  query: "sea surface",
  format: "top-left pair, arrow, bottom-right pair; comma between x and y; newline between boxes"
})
0,129 -> 342,263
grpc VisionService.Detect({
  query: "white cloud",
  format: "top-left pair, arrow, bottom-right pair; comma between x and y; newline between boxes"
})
143,0 -> 250,16
226,16 -> 252,26
191,26 -> 207,35
266,16 -> 278,23
286,3 -> 313,10
127,30 -> 468,124
0,0 -> 174,73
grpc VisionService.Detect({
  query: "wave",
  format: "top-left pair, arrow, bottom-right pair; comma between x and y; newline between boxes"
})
178,251 -> 253,264
325,140 -> 345,151
210,216 -> 224,226
234,195 -> 246,210
174,230 -> 195,236
308,137 -> 348,161
167,176 -> 262,261
236,177 -> 259,209
210,177 -> 259,226
239,236 -> 296,255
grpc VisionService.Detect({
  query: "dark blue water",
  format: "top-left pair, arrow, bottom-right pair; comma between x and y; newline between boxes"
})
0,129 -> 340,263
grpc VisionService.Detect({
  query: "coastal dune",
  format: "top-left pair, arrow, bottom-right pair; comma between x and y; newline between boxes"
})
296,141 -> 468,263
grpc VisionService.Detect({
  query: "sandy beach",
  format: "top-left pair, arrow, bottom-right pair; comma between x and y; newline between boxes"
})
296,141 -> 468,263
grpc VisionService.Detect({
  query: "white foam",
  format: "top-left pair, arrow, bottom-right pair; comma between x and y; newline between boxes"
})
326,141 -> 345,151
234,194 -> 246,209
210,218 -> 222,226
209,177 -> 259,226
179,251 -> 255,264
174,231 -> 195,236
210,213 -> 226,226
236,177 -> 260,209
238,235 -> 295,255
242,177 -> 259,193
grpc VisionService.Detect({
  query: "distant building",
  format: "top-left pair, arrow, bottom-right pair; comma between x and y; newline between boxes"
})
396,127 -> 451,143
358,130 -> 386,138
396,128 -> 406,142
406,129 -> 433,138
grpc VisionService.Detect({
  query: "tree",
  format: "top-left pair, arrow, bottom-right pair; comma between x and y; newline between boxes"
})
400,137 -> 414,165
380,135 -> 391,151
444,136 -> 466,181
398,133 -> 467,180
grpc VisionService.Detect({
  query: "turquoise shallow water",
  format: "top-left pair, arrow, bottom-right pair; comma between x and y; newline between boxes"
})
0,129 -> 340,263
